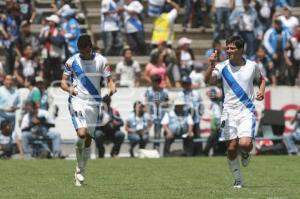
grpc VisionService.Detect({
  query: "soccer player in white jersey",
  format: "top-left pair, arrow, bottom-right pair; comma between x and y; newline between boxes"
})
61,35 -> 116,186
205,36 -> 266,188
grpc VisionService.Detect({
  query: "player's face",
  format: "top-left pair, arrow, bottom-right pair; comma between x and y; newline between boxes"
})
226,43 -> 243,60
80,46 -> 93,60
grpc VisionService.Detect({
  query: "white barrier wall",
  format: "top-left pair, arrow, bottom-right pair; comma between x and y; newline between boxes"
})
17,86 -> 300,140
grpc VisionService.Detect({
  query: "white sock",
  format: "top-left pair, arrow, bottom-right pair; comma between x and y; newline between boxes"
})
228,157 -> 242,181
75,138 -> 85,172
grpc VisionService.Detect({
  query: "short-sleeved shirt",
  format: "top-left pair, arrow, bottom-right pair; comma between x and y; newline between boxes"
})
145,63 -> 168,88
64,53 -> 111,104
116,60 -> 141,87
161,110 -> 193,126
0,131 -> 17,144
123,1 -> 144,33
212,58 -> 263,113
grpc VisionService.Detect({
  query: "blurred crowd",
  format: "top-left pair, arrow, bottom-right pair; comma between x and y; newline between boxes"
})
0,0 -> 300,159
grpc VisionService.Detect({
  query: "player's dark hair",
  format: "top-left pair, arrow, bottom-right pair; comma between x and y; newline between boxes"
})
77,34 -> 93,50
226,35 -> 245,49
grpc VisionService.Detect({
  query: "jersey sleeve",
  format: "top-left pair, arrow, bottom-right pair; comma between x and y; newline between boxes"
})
99,56 -> 111,78
161,113 -> 169,125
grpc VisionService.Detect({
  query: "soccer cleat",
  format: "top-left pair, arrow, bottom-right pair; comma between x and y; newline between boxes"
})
233,179 -> 243,189
74,167 -> 85,187
241,151 -> 251,167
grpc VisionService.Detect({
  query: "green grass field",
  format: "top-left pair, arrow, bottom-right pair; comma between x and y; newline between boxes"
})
1,156 -> 300,199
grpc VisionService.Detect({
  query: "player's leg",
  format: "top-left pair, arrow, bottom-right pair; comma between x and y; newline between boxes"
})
238,114 -> 255,167
226,139 -> 243,188
75,128 -> 88,186
239,137 -> 253,167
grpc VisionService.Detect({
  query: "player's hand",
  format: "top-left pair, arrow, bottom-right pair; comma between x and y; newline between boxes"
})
256,91 -> 264,101
208,50 -> 218,69
69,86 -> 78,96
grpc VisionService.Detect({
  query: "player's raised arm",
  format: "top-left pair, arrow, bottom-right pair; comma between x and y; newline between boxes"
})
205,50 -> 218,85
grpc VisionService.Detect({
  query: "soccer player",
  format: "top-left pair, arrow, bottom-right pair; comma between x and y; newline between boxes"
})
61,34 -> 116,186
205,36 -> 266,188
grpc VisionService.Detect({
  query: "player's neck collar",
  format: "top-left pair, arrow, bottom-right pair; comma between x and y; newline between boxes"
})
229,57 -> 246,67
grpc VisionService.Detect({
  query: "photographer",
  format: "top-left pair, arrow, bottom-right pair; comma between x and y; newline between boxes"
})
21,101 -> 61,158
126,101 -> 152,157
94,96 -> 125,158
0,120 -> 23,159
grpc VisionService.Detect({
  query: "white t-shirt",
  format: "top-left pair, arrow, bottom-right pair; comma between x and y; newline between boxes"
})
278,15 -> 299,34
212,59 -> 262,113
64,53 -> 111,104
116,60 -> 141,87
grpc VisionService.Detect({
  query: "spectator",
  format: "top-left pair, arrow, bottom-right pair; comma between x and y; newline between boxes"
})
255,45 -> 276,86
0,120 -> 23,159
263,19 -> 291,85
212,0 -> 234,39
60,4 -> 80,56
161,97 -> 194,156
17,0 -> 37,24
230,0 -> 263,60
39,14 -> 65,86
94,96 -> 125,158
144,74 -> 169,151
0,75 -> 21,128
151,0 -> 180,46
176,37 -> 195,77
100,0 -> 123,56
126,101 -> 152,157
2,3 -> 20,75
24,76 -> 41,103
254,0 -> 275,32
21,101 -> 62,158
278,6 -> 299,34
14,45 -> 39,86
16,21 -> 39,57
176,76 -> 204,156
283,106 -> 300,155
144,49 -> 171,88
35,76 -> 50,111
150,40 -> 180,88
122,0 -> 147,55
115,48 -> 141,87
189,61 -> 206,89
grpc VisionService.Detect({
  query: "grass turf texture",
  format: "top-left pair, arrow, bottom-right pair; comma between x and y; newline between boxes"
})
1,156 -> 300,199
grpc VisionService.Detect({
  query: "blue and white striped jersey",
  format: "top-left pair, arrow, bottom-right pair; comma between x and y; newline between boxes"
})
64,53 -> 111,104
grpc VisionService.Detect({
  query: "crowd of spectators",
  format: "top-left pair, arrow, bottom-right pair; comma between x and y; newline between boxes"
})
0,0 -> 300,158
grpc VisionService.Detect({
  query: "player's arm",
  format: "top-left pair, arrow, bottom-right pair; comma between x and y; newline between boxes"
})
60,63 -> 78,96
204,50 -> 218,85
256,74 -> 266,101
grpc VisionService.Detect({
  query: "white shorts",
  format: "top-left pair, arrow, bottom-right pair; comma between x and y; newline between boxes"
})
68,98 -> 100,137
219,109 -> 256,141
